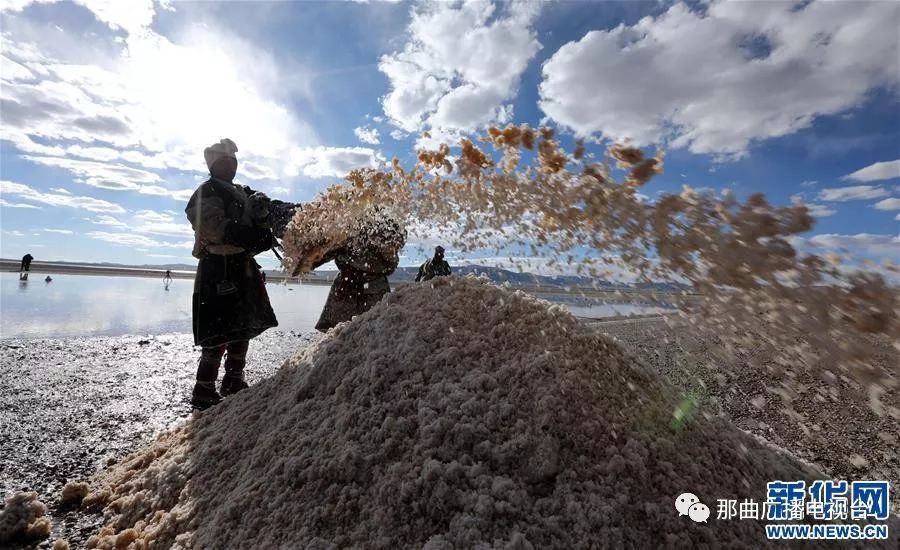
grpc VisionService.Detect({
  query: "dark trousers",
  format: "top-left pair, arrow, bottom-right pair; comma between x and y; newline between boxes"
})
196,340 -> 249,382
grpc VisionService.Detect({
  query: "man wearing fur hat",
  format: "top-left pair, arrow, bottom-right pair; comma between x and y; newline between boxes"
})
185,138 -> 285,409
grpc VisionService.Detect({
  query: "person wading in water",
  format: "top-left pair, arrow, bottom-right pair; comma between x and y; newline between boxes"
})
19,253 -> 33,280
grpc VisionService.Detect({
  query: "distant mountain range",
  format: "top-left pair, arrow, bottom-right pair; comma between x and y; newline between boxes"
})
387,265 -> 689,291
389,265 -> 608,288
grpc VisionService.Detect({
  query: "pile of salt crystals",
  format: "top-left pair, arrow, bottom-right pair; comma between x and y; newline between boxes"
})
85,277 -> 832,549
0,491 -> 50,544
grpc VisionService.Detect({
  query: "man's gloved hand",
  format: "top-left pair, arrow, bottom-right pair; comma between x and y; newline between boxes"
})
268,200 -> 300,239
224,221 -> 274,252
247,192 -> 271,224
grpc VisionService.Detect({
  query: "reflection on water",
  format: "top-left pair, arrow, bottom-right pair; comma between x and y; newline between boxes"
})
1,273 -> 331,339
0,273 -> 671,339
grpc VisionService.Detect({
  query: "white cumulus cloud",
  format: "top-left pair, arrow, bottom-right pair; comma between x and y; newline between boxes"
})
379,0 -> 541,135
22,155 -> 160,189
0,1 -> 318,198
817,185 -> 888,202
354,126 -> 381,145
805,203 -> 836,218
843,159 -> 900,183
1,179 -> 125,213
85,214 -> 127,227
132,209 -> 194,237
87,231 -> 191,249
0,198 -> 41,209
873,197 -> 900,211
539,0 -> 900,157
286,146 -> 384,179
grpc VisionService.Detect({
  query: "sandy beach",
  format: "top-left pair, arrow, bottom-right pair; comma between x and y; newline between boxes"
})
2,311 -> 897,548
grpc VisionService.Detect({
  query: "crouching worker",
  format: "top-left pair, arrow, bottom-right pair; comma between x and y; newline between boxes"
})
415,245 -> 451,282
315,211 -> 406,332
185,138 -> 278,409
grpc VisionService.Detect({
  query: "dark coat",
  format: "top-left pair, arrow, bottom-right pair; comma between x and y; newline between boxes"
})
186,178 -> 278,347
415,257 -> 451,282
315,219 -> 404,332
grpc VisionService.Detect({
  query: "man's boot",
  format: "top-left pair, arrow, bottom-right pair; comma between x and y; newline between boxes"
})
191,380 -> 222,410
221,340 -> 250,396
220,373 -> 249,396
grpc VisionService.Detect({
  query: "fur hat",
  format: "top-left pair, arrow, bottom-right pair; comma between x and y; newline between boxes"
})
204,138 -> 238,170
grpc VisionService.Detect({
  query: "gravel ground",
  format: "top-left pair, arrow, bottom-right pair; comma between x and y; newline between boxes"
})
1,317 -> 896,548
595,317 -> 900,508
0,330 -> 318,549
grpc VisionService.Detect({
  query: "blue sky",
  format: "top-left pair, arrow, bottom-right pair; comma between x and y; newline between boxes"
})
1,0 -> 898,275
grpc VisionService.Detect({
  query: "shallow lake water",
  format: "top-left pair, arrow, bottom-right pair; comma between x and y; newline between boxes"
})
0,272 -> 670,339
0,272 -> 331,338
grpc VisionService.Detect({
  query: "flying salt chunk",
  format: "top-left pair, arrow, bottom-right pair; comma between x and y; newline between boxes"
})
280,189 -> 355,276
83,278 -> 824,548
0,491 -> 51,544
276,126 -> 898,424
280,182 -> 404,277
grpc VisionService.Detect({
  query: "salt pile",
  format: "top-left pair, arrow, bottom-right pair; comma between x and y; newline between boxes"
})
0,491 -> 50,544
83,278 -> 819,548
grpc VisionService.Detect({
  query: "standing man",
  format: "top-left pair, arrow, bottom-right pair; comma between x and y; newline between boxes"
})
315,213 -> 405,332
415,245 -> 451,282
185,138 -> 279,409
20,253 -> 33,273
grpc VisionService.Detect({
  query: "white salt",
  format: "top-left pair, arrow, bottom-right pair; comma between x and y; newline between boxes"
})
83,278 -> 820,548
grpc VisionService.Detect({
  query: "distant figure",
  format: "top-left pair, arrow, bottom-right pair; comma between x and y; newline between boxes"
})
44,275 -> 52,283
20,253 -> 33,272
163,270 -> 173,290
415,245 -> 451,282
185,138 -> 280,410
315,213 -> 406,333
261,271 -> 266,283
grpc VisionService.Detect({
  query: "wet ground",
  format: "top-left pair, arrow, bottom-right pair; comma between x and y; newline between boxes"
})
0,330 -> 318,548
